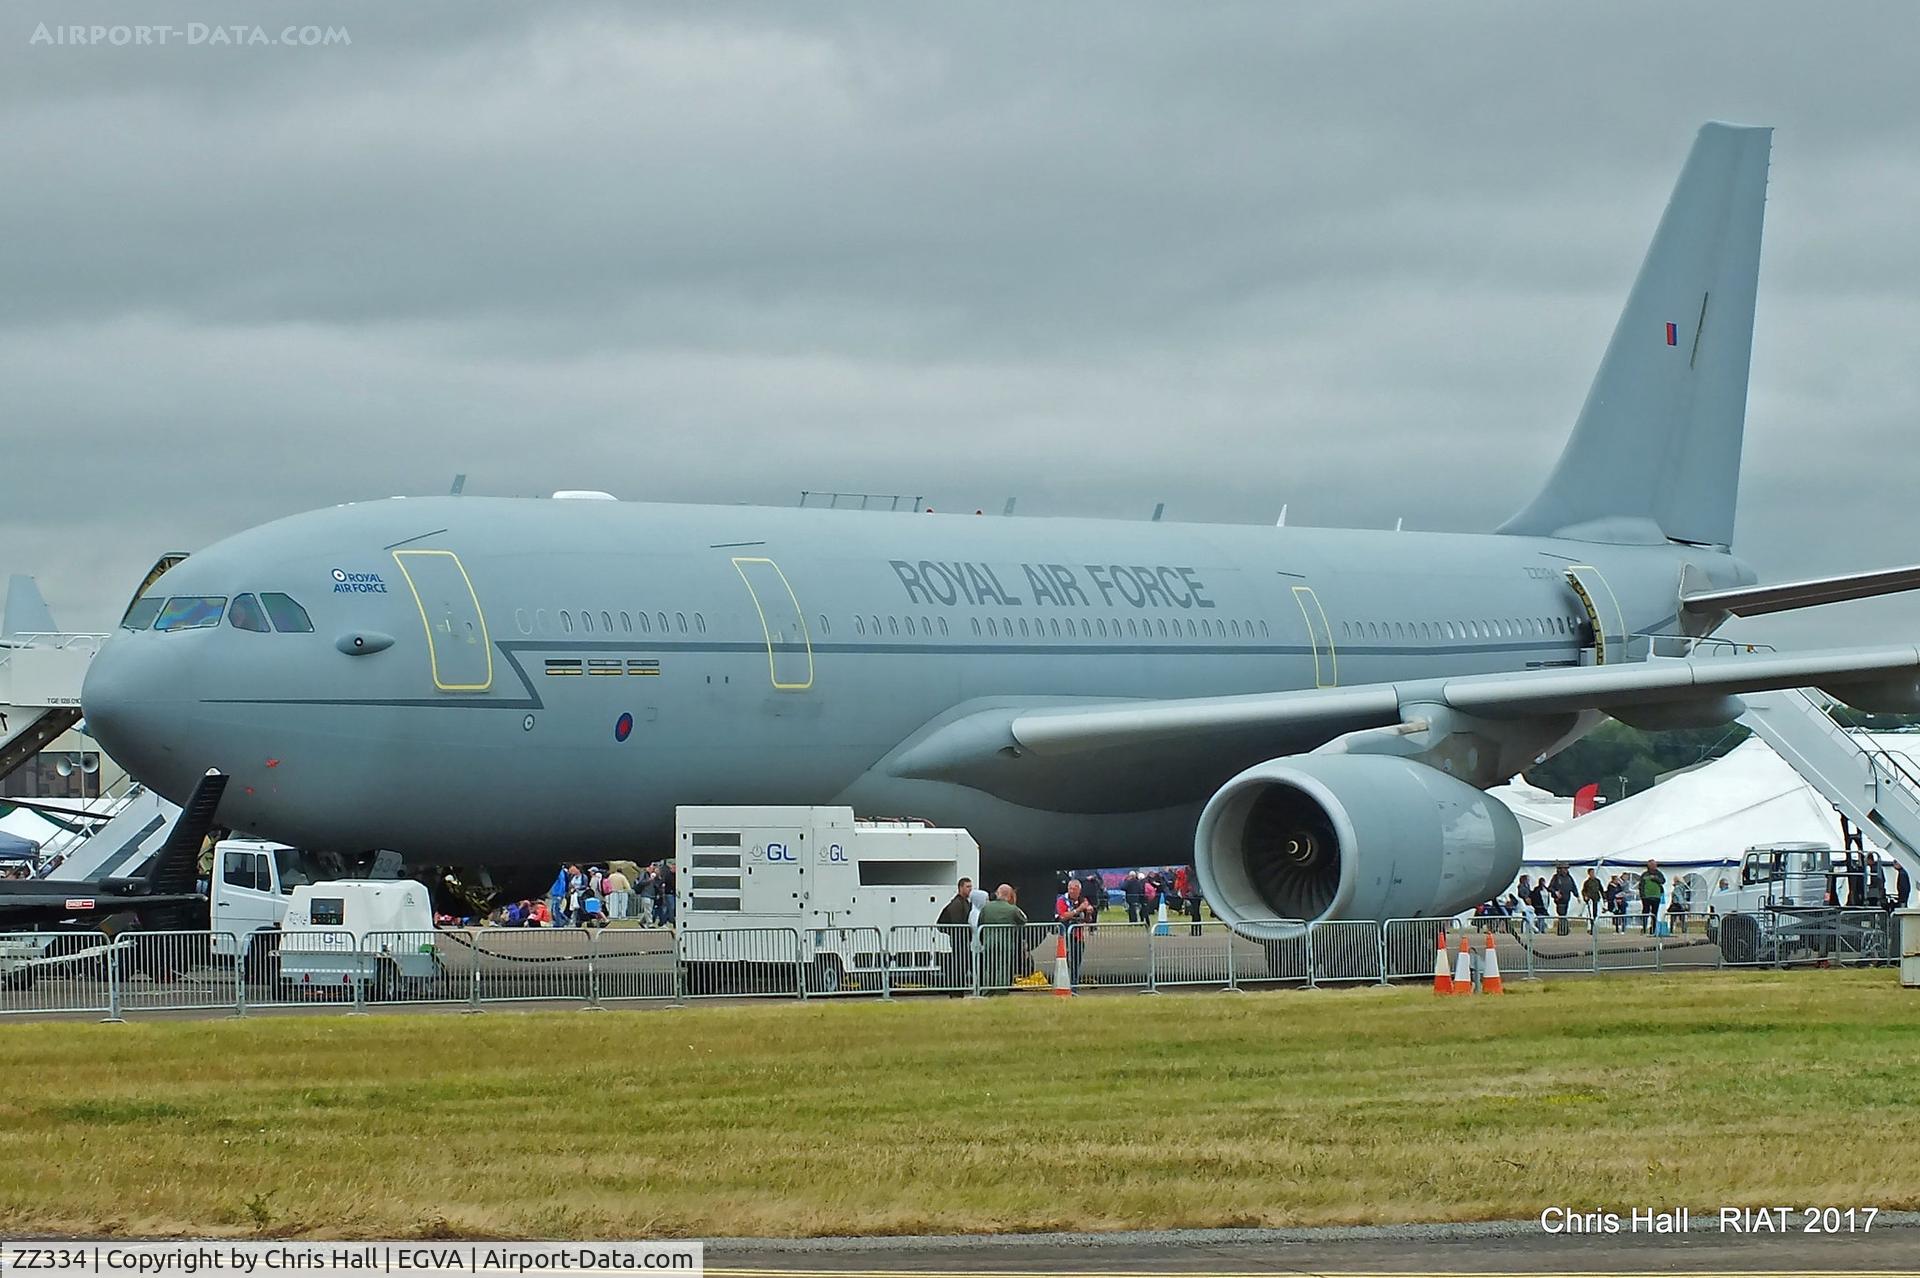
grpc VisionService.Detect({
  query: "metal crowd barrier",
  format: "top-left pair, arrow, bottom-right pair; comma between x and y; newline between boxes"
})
2,909 -> 1908,1019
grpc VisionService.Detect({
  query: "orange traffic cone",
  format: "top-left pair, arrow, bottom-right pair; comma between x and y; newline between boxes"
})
1431,930 -> 1453,995
1053,934 -> 1074,997
1452,933 -> 1474,995
1481,931 -> 1504,995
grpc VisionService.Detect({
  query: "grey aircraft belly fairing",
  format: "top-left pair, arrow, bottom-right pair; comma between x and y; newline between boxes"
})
79,123 -> 1920,929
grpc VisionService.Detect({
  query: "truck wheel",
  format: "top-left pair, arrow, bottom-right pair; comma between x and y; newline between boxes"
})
808,957 -> 845,995
2,965 -> 35,992
1720,913 -> 1761,966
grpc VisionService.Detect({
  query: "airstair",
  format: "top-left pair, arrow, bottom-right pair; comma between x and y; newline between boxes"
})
28,782 -> 179,881
0,632 -> 102,784
0,573 -> 106,785
1739,687 -> 1920,879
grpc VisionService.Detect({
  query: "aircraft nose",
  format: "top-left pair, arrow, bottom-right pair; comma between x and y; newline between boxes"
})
82,634 -> 201,799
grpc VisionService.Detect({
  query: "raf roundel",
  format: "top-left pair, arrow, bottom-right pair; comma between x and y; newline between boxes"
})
614,712 -> 634,743
330,568 -> 348,583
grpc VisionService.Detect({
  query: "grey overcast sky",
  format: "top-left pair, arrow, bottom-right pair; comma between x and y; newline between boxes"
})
4,1 -> 1918,649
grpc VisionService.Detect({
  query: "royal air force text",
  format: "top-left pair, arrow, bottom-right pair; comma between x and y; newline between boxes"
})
891,560 -> 1216,611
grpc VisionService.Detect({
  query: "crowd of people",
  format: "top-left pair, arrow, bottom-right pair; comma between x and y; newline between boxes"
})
929,866 -> 1210,992
1478,852 -> 1914,937
486,861 -> 677,928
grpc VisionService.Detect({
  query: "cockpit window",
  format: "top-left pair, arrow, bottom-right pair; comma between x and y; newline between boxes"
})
228,593 -> 271,633
153,596 -> 227,631
260,593 -> 313,633
120,596 -> 164,631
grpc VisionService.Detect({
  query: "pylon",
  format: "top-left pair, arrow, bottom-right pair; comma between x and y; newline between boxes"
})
1452,933 -> 1474,995
1431,930 -> 1453,995
1153,900 -> 1172,936
1053,934 -> 1074,997
1481,931 -> 1505,995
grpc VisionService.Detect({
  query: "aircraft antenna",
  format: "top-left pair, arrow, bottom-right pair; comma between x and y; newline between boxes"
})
1276,504 -> 1288,527
1002,498 -> 1017,516
1151,503 -> 1165,522
449,473 -> 467,496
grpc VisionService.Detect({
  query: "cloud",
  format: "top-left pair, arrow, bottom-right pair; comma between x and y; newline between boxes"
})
3,0 -> 1919,647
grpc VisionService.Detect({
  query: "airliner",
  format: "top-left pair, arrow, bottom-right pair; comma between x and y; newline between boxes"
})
81,124 -> 1920,935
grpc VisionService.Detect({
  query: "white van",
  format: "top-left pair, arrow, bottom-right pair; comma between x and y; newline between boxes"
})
676,806 -> 980,992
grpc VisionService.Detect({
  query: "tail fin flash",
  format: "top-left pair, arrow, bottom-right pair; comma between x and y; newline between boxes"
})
1501,123 -> 1771,548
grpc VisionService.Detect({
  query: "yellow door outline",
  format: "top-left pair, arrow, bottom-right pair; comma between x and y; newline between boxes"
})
392,549 -> 494,692
1291,585 -> 1338,688
731,557 -> 814,691
1565,565 -> 1626,666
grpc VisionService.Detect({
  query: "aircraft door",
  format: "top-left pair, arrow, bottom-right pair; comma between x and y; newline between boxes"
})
732,557 -> 814,690
1564,565 -> 1628,666
1291,585 -> 1338,688
392,550 -> 493,692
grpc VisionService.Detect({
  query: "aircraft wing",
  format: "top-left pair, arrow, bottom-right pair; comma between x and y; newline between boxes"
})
1004,644 -> 1920,757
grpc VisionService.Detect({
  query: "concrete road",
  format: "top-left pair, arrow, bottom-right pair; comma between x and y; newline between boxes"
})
707,1218 -> 1920,1275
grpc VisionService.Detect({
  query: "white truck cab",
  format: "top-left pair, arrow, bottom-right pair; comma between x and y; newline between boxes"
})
1707,843 -> 1836,916
677,806 -> 980,991
209,838 -> 308,953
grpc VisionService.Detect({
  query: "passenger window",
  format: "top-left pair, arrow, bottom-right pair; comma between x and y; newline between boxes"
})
888,616 -> 899,636
856,616 -> 866,637
154,596 -> 227,631
870,616 -> 881,636
1158,618 -> 1169,638
582,611 -> 595,633
1230,619 -> 1241,639
921,616 -> 932,636
658,612 -> 669,634
636,611 -> 650,633
561,611 -> 574,633
121,596 -> 164,631
695,613 -> 706,634
938,618 -> 948,637
257,598 -> 309,637
602,610 -> 614,633
904,616 -> 915,636
620,611 -> 632,632
676,612 -> 687,633
819,615 -> 831,636
536,608 -> 551,634
970,618 -> 980,637
228,594 -> 271,633
516,608 -> 533,636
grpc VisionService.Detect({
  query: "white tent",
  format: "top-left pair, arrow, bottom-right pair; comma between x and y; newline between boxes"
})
0,806 -> 61,850
1519,733 -> 1920,873
1485,776 -> 1571,833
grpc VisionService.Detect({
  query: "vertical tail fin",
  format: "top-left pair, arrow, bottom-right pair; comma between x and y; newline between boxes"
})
1500,122 -> 1771,548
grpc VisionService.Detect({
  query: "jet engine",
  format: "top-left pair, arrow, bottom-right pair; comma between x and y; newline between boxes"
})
1194,754 -> 1522,939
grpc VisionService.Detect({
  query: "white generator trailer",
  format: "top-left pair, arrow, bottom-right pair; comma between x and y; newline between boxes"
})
274,880 -> 440,994
676,806 -> 979,992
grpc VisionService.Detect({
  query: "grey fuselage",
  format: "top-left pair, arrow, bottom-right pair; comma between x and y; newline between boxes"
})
81,497 -> 1749,872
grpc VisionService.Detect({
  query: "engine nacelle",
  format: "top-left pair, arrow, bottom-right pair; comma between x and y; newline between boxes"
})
1194,754 -> 1523,939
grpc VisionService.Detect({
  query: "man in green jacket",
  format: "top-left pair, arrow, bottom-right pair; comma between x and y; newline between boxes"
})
976,884 -> 1029,993
1639,860 -> 1667,935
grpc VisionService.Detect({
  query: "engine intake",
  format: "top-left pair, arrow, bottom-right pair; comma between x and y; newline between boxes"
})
1194,754 -> 1522,939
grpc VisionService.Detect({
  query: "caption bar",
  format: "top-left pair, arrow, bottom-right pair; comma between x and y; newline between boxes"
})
1,1246 -> 702,1277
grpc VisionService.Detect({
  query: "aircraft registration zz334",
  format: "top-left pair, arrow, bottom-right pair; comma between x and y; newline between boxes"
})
82,123 -> 1920,935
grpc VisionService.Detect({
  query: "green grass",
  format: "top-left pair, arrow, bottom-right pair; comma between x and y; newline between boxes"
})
0,972 -> 1915,1238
